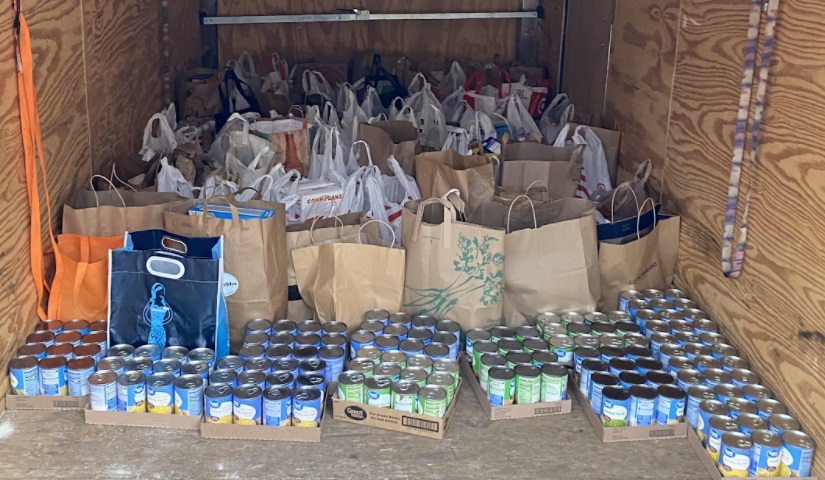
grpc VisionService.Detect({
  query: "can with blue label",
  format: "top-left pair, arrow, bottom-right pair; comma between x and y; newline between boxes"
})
400,338 -> 426,357
676,369 -> 704,391
239,345 -> 266,362
424,342 -> 451,362
389,312 -> 413,329
618,370 -> 647,390
270,332 -> 296,348
266,370 -> 296,390
702,368 -> 730,389
238,371 -> 267,390
742,384 -> 772,403
117,370 -> 147,412
27,331 -> 56,348
88,370 -> 117,411
350,330 -> 376,359
730,368 -> 759,389
265,345 -> 293,363
737,413 -> 766,436
714,383 -> 742,405
244,332 -> 271,351
173,374 -> 203,416
697,400 -> 730,443
272,319 -> 299,336
648,332 -> 675,360
262,385 -> 291,426
756,398 -> 786,421
748,429 -> 782,477
574,346 -> 600,377
589,372 -> 619,415
126,357 -> 154,376
360,320 -> 385,337
292,385 -> 322,427
657,344 -> 684,369
655,384 -> 686,425
623,294 -> 646,316
383,324 -> 408,341
216,355 -> 245,374
67,356 -> 95,396
55,331 -> 82,347
297,372 -> 326,398
608,357 -> 636,376
181,360 -> 209,382
580,358 -> 608,396
719,432 -> 753,477
432,332 -> 459,359
17,343 -> 47,360
601,386 -> 631,427
204,384 -> 234,424
646,370 -> 676,389
780,430 -> 815,478
408,327 -> 433,346
35,319 -> 64,334
296,332 -> 323,349
210,368 -> 238,388
700,331 -> 727,347
153,358 -> 182,377
707,415 -> 739,462
320,334 -> 346,349
687,386 -> 717,430
297,320 -> 323,335
246,318 -> 273,335
98,357 -> 126,376
134,344 -> 162,362
9,356 -> 39,396
711,342 -> 739,360
635,357 -> 664,376
768,414 -> 800,437
39,356 -> 68,396
147,372 -> 176,414
375,334 -> 401,353
488,366 -> 515,407
233,384 -> 262,424
727,397 -> 757,420
365,309 -> 391,326
412,315 -> 437,333
629,384 -> 657,426
321,320 -> 348,338
293,345 -> 320,363
245,358 -> 273,375
319,345 -> 345,384
107,344 -> 136,362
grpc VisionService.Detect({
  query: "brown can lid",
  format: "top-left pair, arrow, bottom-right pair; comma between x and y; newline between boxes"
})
47,343 -> 73,357
67,356 -> 95,371
39,355 -> 68,369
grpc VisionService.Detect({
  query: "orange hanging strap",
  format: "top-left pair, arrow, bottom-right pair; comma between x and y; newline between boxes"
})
15,1 -> 58,320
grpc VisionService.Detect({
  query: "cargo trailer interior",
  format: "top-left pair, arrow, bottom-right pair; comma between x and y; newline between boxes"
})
0,0 -> 822,477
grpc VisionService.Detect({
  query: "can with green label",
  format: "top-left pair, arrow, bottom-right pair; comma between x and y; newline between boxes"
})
418,385 -> 448,418
505,351 -> 532,369
479,353 -> 506,392
540,362 -> 569,402
365,376 -> 392,408
427,372 -> 455,406
432,359 -> 459,388
337,370 -> 366,403
536,312 -> 561,334
472,340 -> 498,376
514,363 -> 541,404
487,366 -> 515,406
391,380 -> 419,413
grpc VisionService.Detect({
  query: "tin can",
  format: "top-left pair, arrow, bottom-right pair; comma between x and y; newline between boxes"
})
360,320 -> 385,337
238,371 -> 267,390
210,368 -> 238,388
676,369 -> 704,390
589,372 -> 619,415
270,332 -> 296,348
646,370 -> 676,388
428,371 -> 456,406
319,345 -> 346,384
489,326 -> 516,343
697,399 -> 730,442
67,356 -> 95,396
607,311 -> 632,325
216,355 -> 245,374
471,340 -> 498,375
98,357 -> 126,376
296,372 -> 326,396
701,332 -> 728,347
181,360 -> 209,382
54,331 -> 82,348
718,387 -> 746,414
623,334 -> 650,351
707,415 -> 740,462
479,353 -> 506,392
599,334 -> 624,350
626,384 -> 657,426
566,322 -> 592,338
590,323 -> 616,338
266,345 -> 294,365
297,320 -> 323,335
465,328 -> 492,358
619,290 -> 642,312
635,357 -> 664,376
658,343 -> 686,368
743,384 -> 772,403
39,356 -> 68,396
609,357 -> 636,376
601,386 -> 631,427
692,318 -> 719,335
334,370 -> 365,403
614,321 -> 640,337
266,370 -> 295,390
17,343 -> 47,360
577,335 -> 602,349
667,356 -> 694,378
769,414 -> 801,437
487,366 -> 515,407
737,412 -> 767,436
76,342 -> 102,362
574,346 -> 600,376
146,372 -> 175,414
580,358 -> 609,395
246,357 -> 273,375
432,332 -> 458,359
134,344 -> 162,362
407,354 -> 434,374
533,350 -> 559,368
159,347 -> 187,365
204,384 -> 234,424
292,386 -> 322,427
272,319 -> 298,335
684,342 -> 711,360
559,312 -> 585,327
374,334 -> 401,353
514,326 -> 541,343
618,370 -> 647,390
649,298 -> 674,312
523,338 -> 549,355
512,364 -> 541,404
153,358 -> 182,377
703,368 -> 731,389
47,343 -> 74,361
644,320 -> 671,338
356,345 -> 382,362
687,386 -> 717,430
63,319 -> 90,335
628,302 -> 652,323
246,318 -> 272,335
319,334 -> 345,349
435,319 -> 461,340
719,432 -> 753,477
9,356 -> 39,396
348,358 -> 376,378
550,335 -> 575,365
391,380 -> 419,412
672,298 -> 697,311
505,351 -> 532,369
299,358 -> 325,377
498,339 -> 523,356
543,324 -> 569,340
35,319 -> 64,334
411,315 -> 437,333
88,370 -> 118,411
698,355 -> 722,373
649,332 -> 675,359
712,343 -> 740,360
599,345 -> 626,363
536,312 -> 562,332
244,332 -> 271,349
381,350 -> 408,370
27,331 -> 56,347
659,309 -> 684,323
721,356 -> 750,373
295,332 -> 323,349
88,320 -> 107,332
117,370 -> 147,412
187,348 -> 215,369
642,289 -> 665,302
388,312 -> 413,329
432,359 -> 459,387
757,398 -> 786,421
374,363 -> 402,382
293,345 -> 320,363
365,309 -> 391,325
780,430 -> 815,477
232,384 -> 262,424
730,368 -> 759,388
399,338 -> 426,358
416,385 -> 446,418
171,374 -> 202,416
585,312 -> 610,326
350,330 -> 376,359
321,320 -> 348,338
261,385 -> 291,427
408,328 -> 433,346
655,384 -> 686,425
383,324 -> 409,341
748,429 -> 782,477
681,308 -> 708,323
400,367 -> 429,388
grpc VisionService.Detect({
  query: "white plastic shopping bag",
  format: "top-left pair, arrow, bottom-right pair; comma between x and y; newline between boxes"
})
573,126 -> 612,198
225,121 -> 278,188
139,113 -> 178,162
308,125 -> 347,182
157,157 -> 195,198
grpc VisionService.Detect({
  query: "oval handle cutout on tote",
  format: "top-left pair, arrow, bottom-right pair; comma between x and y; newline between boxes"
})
161,236 -> 188,254
146,256 -> 185,279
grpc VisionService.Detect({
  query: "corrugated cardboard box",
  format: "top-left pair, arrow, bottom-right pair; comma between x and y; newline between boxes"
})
570,376 -> 687,442
331,379 -> 462,440
200,419 -> 323,442
84,408 -> 202,430
459,357 -> 572,420
5,394 -> 89,410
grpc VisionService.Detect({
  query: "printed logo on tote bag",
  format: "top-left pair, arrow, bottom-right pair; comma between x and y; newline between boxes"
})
144,283 -> 173,347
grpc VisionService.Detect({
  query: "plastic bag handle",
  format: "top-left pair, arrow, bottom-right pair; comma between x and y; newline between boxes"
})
507,195 -> 538,233
351,140 -> 373,167
358,219 -> 396,247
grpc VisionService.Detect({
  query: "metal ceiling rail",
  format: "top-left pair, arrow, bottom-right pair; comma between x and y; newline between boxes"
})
202,9 -> 540,25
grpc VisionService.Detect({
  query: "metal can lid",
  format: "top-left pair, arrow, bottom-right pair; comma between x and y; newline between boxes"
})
205,383 -> 234,398
700,400 -> 730,415
381,350 -> 407,364
709,414 -> 738,431
419,385 -> 447,401
466,328 -> 492,341
210,369 -> 238,385
98,357 -> 125,370
506,351 -> 532,365
676,368 -> 704,385
182,360 -> 209,375
293,345 -> 319,359
590,323 -> 616,335
408,354 -> 434,367
582,358 -> 608,372
295,333 -> 322,346
124,357 -> 153,371
238,370 -> 266,385
319,345 -> 345,360
269,332 -> 295,346
356,346 -> 382,360
488,366 -> 515,381
650,298 -> 674,310
584,312 -> 609,325
695,355 -> 722,370
292,385 -> 322,401
782,430 -> 816,449
348,358 -> 376,371
66,355 -> 95,371
590,371 -> 619,386
134,344 -> 161,357
246,318 -> 273,332
769,414 -> 801,431
514,363 -> 540,378
234,383 -> 262,399
602,385 -> 630,401
714,383 -> 742,398
384,325 -> 409,337
388,312 -> 412,325
668,356 -> 693,370
273,357 -> 299,371
620,289 -> 643,300
55,331 -> 82,343
365,309 -> 391,322
321,334 -> 346,347
481,353 -> 506,367
523,338 -> 549,351
567,323 -> 592,335
427,372 -> 454,386
532,350 -> 559,364
400,367 -> 429,382
412,315 -> 437,329
625,344 -> 653,358
619,370 -> 647,386
599,345 -> 626,359
10,355 -> 38,370
737,413 -> 766,430
615,321 -> 640,333
297,372 -> 325,388
436,319 -> 461,334
266,370 -> 295,386
299,358 -> 325,371
374,363 -> 401,377
540,362 -> 569,378
700,332 -> 727,345
646,370 -> 675,386
432,332 -> 457,345
536,312 -> 562,325
408,328 -> 433,341
239,344 -> 265,359
685,343 -> 711,356
756,398 -> 786,416
751,428 -> 782,448
154,358 -> 181,373
550,335 -> 574,348
424,343 -> 450,358
244,332 -> 270,346
246,358 -> 273,372
63,319 -> 90,330
89,370 -> 117,385
272,319 -> 298,332
322,321 -> 348,334
721,431 -> 753,449
262,385 -> 290,401
297,320 -> 323,333
490,326 -> 517,339
687,385 -> 716,400
515,325 -> 542,338
610,357 -> 637,371
657,384 -> 686,400
162,346 -> 189,359
217,355 -> 245,370
118,370 -> 147,386
636,357 -> 664,371
47,343 -> 74,356
702,368 -> 730,383
376,334 -> 401,348
392,380 -> 419,395
730,368 -> 759,385
338,370 -> 365,385
147,372 -> 175,387
629,384 -> 658,400
399,338 -> 426,352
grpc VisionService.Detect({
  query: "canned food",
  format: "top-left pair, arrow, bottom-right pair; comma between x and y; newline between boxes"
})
721,356 -> 750,373
707,415 -> 740,462
742,384 -> 772,403
365,375 -> 393,408
566,322 -> 591,337
648,298 -> 674,312
383,325 -> 409,341
681,308 -> 707,323
365,309 -> 391,325
298,358 -> 325,377
692,318 -> 719,336
649,332 -> 676,359
687,386 -> 717,430
656,384 -> 686,425
487,366 -> 516,407
35,319 -> 64,334
642,289 -> 665,302
674,331 -> 701,346
292,386 -> 322,427
712,343 -> 740,360
619,290 -> 642,312
350,330 -> 376,359
730,368 -> 759,388
607,311 -> 632,324
321,321 -> 348,338
599,334 -> 624,349
703,368 -> 731,389
181,360 -> 209,381
659,308 -> 684,322
514,326 -> 541,342
269,332 -> 296,348
614,321 -> 640,337
780,430 -> 815,477
246,318 -> 273,335
532,350 -> 559,367
134,344 -> 162,362
672,298 -> 697,311
63,319 -> 90,335
17,343 -> 47,360
698,400 -> 730,443
266,370 -> 295,390
88,370 -> 118,411
412,315 -> 437,333
117,370 -> 147,412
589,372 -> 619,415
719,432 -> 753,477
471,340 -> 498,375
210,368 -> 238,388
272,319 -> 298,335
204,384 -> 234,424
98,357 -> 126,376
629,384 -> 658,426
9,356 -> 39,396
146,372 -> 175,414
609,357 -> 636,376
153,358 -> 182,377
391,380 -> 419,412
644,320 -> 671,338
374,363 -> 401,382
432,359 -> 460,388
381,350 -> 407,370
756,398 -> 786,421
161,346 -> 189,364
428,372 -> 456,406
432,332 -> 459,359
736,413 -> 766,436
580,358 -> 609,395
505,351 -> 532,369
623,335 -> 651,351
320,334 -> 346,348
262,385 -> 292,426
749,429 -> 782,477
559,312 -> 585,327
238,371 -> 266,390
216,355 -> 245,374
768,414 -> 801,437
550,335 -> 575,365
125,357 -> 154,376
319,345 -> 346,384
601,386 -> 631,427
684,342 -> 711,360
618,371 -> 647,390
295,333 -> 323,349
39,356 -> 68,396
513,364 -> 541,405
388,312 -> 413,329
573,346 -> 600,376
523,337 -> 549,354
536,312 -> 562,332
27,331 -> 56,347
67,356 -> 95,396
419,385 -> 448,418
348,358 -> 376,378
244,332 -> 270,349
635,357 -> 664,376
543,324 -> 569,340
714,383 -> 742,405
479,353 -> 506,392
55,331 -> 82,347
297,320 -> 323,335
356,345 -> 383,362
47,343 -> 74,361
694,354 -> 721,372
676,369 -> 704,390
599,345 -> 626,363
233,384 -> 263,424
667,356 -> 694,377
338,370 -> 366,403
465,328 -> 492,358
408,328 -> 433,346
646,370 -> 676,388
184,348 -> 215,369
399,338 -> 426,356
407,354 -> 434,374
585,312 -> 610,326
399,367 -> 429,387
700,332 -> 728,347
359,320 -> 384,337
630,304 -> 654,325
293,345 -> 320,362
245,357 -> 273,375
424,342 -> 450,361
590,323 -> 616,337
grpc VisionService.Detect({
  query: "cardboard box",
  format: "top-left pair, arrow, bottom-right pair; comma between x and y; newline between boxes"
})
458,357 -> 572,420
686,428 -> 818,480
331,379 -> 462,440
570,377 -> 688,442
84,408 -> 202,430
5,394 -> 89,411
296,182 -> 343,222
199,402 -> 325,442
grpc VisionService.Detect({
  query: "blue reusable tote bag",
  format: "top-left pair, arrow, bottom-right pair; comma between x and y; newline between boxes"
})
108,229 -> 229,358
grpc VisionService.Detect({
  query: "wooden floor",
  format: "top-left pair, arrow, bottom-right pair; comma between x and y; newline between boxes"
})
0,387 -> 707,480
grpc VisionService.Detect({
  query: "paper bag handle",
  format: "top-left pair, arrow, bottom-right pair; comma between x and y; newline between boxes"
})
90,175 -> 126,208
109,165 -> 139,193
200,195 -> 243,230
636,197 -> 658,240
507,195 -> 538,233
609,182 -> 640,224
412,198 -> 455,248
524,180 -> 548,204
309,215 -> 345,245
359,219 -> 396,247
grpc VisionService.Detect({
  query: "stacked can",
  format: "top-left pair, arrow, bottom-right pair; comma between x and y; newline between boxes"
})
466,323 -> 568,407
9,319 -> 109,397
221,382 -> 323,427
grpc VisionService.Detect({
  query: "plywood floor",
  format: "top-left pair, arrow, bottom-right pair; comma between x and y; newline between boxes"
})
0,386 -> 706,480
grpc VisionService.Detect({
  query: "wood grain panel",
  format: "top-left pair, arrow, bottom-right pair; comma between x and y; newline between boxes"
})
603,0 -> 680,193
167,0 -> 202,73
540,0 -> 566,90
667,0 -> 825,473
83,0 -> 164,173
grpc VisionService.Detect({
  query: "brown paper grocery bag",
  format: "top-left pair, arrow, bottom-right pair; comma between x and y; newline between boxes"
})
63,178 -> 182,237
414,151 -> 495,216
401,198 -> 505,330
250,117 -> 310,176
285,213 -> 364,321
177,68 -> 222,119
473,196 -> 600,327
292,220 -> 406,332
163,198 -> 288,353
598,205 -> 680,310
359,121 -> 422,177
500,141 -> 584,200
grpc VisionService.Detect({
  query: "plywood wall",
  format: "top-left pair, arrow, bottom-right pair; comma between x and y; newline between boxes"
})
0,0 -> 165,398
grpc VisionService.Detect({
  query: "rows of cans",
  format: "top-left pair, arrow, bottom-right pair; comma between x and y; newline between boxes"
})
465,325 -> 569,406
619,288 -> 815,477
8,319 -> 108,396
